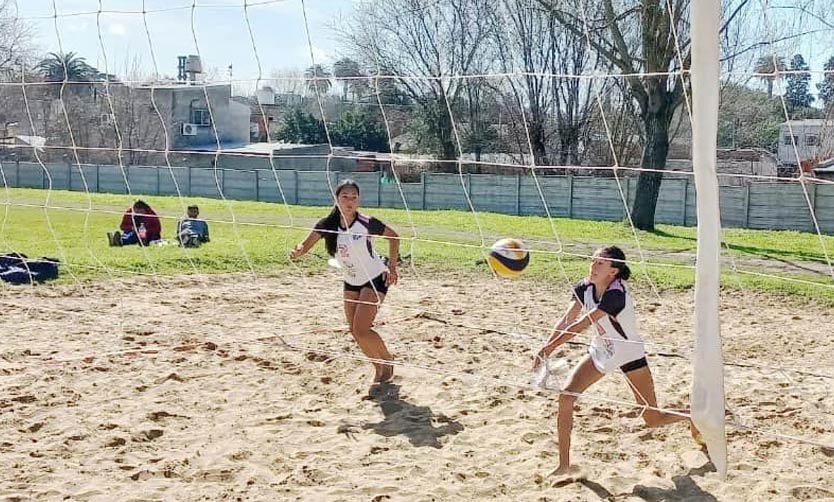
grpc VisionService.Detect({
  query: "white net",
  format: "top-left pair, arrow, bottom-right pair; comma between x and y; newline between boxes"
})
1,0 -> 833,498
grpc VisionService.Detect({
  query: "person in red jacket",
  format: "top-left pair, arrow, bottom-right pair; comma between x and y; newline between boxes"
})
107,200 -> 162,246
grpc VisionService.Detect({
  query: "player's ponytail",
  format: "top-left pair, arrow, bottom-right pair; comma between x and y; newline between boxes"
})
598,246 -> 631,281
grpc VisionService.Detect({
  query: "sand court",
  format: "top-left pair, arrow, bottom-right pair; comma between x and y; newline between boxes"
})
1,271 -> 833,501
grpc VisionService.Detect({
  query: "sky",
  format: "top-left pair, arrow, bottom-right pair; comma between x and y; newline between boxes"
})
12,0 -> 834,98
16,0 -> 356,83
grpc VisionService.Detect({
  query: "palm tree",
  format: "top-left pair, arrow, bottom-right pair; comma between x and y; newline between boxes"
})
332,58 -> 367,101
36,51 -> 98,82
303,64 -> 332,96
754,55 -> 787,98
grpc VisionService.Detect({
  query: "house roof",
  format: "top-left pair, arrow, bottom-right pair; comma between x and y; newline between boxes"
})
781,119 -> 831,127
186,141 -> 328,154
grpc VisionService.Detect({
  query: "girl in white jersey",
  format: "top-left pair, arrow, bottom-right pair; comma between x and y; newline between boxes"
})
290,180 -> 399,384
533,246 -> 700,476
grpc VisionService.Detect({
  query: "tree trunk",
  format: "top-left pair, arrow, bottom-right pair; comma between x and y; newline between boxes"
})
529,121 -> 548,167
631,110 -> 671,231
559,125 -> 580,166
435,101 -> 458,170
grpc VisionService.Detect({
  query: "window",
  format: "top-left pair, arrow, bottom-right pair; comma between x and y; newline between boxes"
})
783,135 -> 798,146
805,134 -> 819,147
190,108 -> 211,126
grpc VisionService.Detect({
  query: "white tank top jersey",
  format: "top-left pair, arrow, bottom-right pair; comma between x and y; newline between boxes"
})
573,278 -> 646,374
315,213 -> 389,286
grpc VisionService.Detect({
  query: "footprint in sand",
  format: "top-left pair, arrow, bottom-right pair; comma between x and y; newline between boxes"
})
789,486 -> 834,500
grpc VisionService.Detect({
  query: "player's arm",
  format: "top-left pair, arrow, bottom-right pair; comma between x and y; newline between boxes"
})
382,225 -> 399,286
290,230 -> 322,260
533,306 -> 609,369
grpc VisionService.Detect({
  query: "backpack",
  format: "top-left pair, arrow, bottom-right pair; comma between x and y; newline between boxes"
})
0,253 -> 61,284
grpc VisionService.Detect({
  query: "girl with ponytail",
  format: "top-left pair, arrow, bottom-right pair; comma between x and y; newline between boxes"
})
533,246 -> 701,477
290,180 -> 399,384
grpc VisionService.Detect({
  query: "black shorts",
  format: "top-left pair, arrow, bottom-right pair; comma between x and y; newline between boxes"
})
344,273 -> 388,295
620,357 -> 649,373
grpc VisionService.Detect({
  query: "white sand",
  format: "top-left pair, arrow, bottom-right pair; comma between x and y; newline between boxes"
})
1,270 -> 832,501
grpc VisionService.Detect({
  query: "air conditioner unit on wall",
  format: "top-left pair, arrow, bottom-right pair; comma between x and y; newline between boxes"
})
181,123 -> 198,136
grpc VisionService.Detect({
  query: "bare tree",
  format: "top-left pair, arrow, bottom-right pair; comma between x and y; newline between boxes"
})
537,0 -> 749,230
0,0 -> 32,77
492,0 -> 601,169
550,15 -> 602,166
268,67 -> 306,96
493,0 -> 555,166
343,0 -> 496,166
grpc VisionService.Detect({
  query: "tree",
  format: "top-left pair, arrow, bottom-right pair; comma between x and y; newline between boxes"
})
493,0 -> 557,166
332,109 -> 390,152
36,51 -> 98,82
333,58 -> 369,101
718,83 -> 783,150
344,0 -> 496,166
0,0 -> 33,78
537,0 -> 748,230
818,56 -> 834,110
276,108 -> 327,144
754,55 -> 786,98
268,67 -> 305,95
460,79 -> 499,165
785,54 -> 814,113
303,64 -> 333,96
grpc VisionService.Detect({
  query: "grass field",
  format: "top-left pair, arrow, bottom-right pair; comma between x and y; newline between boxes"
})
2,187 -> 833,303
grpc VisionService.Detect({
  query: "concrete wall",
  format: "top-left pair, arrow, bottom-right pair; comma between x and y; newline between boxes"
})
3,161 -> 833,234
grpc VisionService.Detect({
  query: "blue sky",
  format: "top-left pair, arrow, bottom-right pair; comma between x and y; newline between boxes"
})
17,0 -> 355,82
15,1 -> 833,96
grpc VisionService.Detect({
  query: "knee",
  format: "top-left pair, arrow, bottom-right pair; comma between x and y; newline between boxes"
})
350,325 -> 370,339
558,392 -> 577,411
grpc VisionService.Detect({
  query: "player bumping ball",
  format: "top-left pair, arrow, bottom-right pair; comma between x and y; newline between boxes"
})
487,238 -> 530,278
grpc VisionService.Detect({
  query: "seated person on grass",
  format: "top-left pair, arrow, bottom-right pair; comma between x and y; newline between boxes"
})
176,205 -> 210,248
107,200 -> 162,247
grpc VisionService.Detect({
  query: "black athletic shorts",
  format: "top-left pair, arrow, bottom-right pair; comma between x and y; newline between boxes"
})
344,273 -> 388,295
620,357 -> 648,373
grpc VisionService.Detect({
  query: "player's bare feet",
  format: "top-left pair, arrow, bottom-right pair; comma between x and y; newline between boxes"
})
547,465 -> 586,487
691,422 -> 706,446
375,362 -> 394,383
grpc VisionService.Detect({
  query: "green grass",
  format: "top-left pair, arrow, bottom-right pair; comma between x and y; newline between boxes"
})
2,188 -> 833,304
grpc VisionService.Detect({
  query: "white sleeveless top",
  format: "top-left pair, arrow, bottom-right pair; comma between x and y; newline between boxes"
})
316,213 -> 388,286
574,278 -> 645,374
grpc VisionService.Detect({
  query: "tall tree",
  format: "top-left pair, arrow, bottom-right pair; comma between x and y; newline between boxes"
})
268,67 -> 305,95
0,0 -> 32,77
332,58 -> 368,101
344,0 -> 496,167
493,0 -> 556,166
303,64 -> 333,96
36,51 -> 98,82
537,0 -> 748,230
785,54 -> 814,113
754,55 -> 786,98
818,56 -> 834,110
550,17 -> 600,166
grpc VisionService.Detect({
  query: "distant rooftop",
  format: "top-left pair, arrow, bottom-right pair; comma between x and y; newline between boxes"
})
187,142 -> 329,154
131,81 -> 230,90
781,119 -> 832,127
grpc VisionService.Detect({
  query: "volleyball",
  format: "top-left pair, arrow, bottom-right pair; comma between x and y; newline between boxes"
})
487,238 -> 530,278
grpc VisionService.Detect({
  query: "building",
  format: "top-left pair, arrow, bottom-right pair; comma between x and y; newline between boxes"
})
239,87 -> 306,143
130,81 -> 250,151
778,119 -> 833,167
